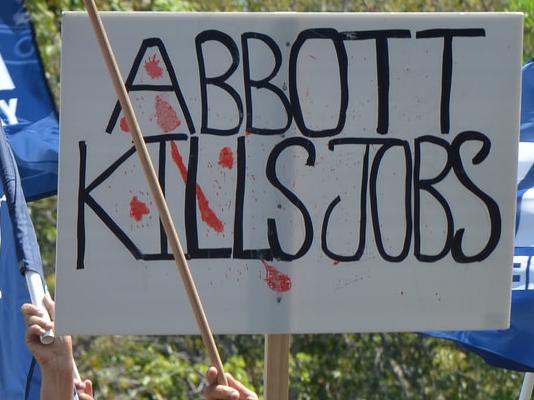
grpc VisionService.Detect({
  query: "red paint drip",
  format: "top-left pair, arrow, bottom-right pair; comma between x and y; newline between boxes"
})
144,54 -> 163,79
120,116 -> 130,132
261,259 -> 292,293
218,147 -> 234,169
129,196 -> 150,221
170,141 -> 188,181
155,96 -> 181,133
170,141 -> 224,233
196,188 -> 224,233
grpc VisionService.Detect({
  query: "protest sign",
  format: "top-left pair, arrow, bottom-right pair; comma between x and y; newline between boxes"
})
56,12 -> 523,335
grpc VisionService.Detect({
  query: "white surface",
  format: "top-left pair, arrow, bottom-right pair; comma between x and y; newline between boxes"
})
56,12 -> 523,335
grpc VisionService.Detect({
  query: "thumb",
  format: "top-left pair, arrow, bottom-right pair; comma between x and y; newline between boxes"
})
83,379 -> 93,396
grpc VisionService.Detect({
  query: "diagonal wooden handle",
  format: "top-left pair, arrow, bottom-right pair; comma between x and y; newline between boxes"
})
81,1 -> 227,385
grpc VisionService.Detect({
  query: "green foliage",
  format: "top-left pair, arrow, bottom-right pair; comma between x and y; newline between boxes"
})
28,196 -> 57,276
290,333 -> 523,399
75,336 -> 206,399
72,335 -> 261,399
25,0 -> 531,398
506,0 -> 534,62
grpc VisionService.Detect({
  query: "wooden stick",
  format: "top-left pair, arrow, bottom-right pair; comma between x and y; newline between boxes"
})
82,1 -> 228,385
264,334 -> 291,400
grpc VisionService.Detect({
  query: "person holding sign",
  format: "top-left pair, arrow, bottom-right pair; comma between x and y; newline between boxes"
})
22,295 -> 258,400
22,295 -> 93,400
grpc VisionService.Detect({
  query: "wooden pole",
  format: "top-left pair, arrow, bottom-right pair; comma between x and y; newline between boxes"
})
82,1 -> 227,385
264,334 -> 291,400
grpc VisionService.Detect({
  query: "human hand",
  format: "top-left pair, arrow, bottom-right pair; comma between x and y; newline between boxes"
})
22,295 -> 95,399
203,367 -> 258,400
21,294 -> 74,374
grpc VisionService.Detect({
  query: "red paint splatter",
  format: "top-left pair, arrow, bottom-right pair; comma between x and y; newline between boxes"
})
218,147 -> 234,169
155,96 -> 181,133
170,141 -> 188,181
129,196 -> 150,221
261,259 -> 292,293
332,260 -> 340,266
197,188 -> 224,233
120,116 -> 130,132
244,129 -> 253,137
144,54 -> 163,79
169,141 -> 224,233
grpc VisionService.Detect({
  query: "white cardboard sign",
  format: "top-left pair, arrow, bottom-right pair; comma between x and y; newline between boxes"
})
56,12 -> 523,335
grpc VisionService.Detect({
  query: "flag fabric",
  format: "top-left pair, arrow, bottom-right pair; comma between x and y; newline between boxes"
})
521,61 -> 534,142
0,0 -> 58,201
0,124 -> 43,399
0,2 -> 59,397
428,60 -> 534,372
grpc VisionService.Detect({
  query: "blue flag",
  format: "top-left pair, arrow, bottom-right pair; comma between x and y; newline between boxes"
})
0,1 -> 59,395
0,0 -> 58,201
428,60 -> 534,372
0,124 -> 42,399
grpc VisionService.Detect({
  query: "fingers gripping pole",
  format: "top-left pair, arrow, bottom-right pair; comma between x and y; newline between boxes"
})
26,272 -> 83,388
25,271 -> 54,345
82,0 -> 227,385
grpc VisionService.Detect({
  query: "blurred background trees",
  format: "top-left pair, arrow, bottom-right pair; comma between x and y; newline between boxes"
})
26,1 -> 532,398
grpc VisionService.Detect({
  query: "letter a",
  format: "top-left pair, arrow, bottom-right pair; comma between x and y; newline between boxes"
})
105,38 -> 195,134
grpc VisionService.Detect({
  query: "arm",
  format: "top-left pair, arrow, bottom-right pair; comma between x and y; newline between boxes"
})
22,295 -> 94,400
